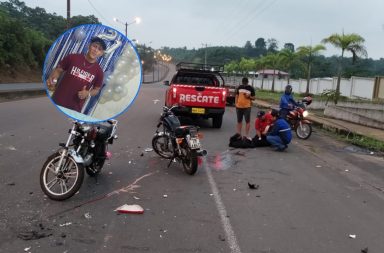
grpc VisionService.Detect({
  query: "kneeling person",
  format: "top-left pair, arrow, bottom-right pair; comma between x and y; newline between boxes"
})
266,109 -> 292,151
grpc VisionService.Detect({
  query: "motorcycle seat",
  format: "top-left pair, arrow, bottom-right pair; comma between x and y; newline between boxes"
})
96,122 -> 114,139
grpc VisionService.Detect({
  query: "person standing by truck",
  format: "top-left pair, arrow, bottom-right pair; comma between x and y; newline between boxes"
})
235,77 -> 255,139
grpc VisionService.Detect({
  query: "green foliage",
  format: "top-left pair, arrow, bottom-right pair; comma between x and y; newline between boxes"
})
0,8 -> 50,68
347,135 -> 384,153
136,44 -> 155,71
0,0 -> 101,72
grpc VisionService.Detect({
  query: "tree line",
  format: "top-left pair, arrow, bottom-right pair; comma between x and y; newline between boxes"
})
161,37 -> 384,103
0,0 -> 99,72
0,0 -> 157,76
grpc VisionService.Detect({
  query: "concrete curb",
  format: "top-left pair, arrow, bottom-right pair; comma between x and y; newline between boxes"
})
0,89 -> 46,102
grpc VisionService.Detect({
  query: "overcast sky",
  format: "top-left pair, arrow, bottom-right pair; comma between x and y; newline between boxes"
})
20,0 -> 384,59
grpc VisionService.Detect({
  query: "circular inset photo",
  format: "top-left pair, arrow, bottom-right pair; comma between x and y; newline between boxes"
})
43,24 -> 142,122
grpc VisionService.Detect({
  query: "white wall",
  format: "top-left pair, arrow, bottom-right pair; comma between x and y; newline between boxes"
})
247,76 -> 375,99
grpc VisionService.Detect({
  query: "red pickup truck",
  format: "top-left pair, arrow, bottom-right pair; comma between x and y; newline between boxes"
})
164,63 -> 227,128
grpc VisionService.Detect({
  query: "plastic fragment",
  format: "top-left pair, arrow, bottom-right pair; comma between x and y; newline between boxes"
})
115,204 -> 144,214
59,222 -> 72,227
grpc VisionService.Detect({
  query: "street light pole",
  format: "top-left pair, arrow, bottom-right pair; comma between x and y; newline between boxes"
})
66,0 -> 71,29
113,17 -> 141,37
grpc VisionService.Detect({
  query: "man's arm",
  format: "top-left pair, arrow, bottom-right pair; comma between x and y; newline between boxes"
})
262,125 -> 270,135
47,67 -> 64,91
250,86 -> 256,100
78,86 -> 101,100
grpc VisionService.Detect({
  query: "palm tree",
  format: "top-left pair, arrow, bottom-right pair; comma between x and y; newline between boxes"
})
322,32 -> 367,104
260,53 -> 281,92
254,57 -> 267,90
296,44 -> 326,95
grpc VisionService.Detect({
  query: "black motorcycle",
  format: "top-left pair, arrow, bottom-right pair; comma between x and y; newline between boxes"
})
152,105 -> 207,175
40,120 -> 118,200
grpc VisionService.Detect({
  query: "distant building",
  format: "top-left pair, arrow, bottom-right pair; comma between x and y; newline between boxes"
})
256,69 -> 289,79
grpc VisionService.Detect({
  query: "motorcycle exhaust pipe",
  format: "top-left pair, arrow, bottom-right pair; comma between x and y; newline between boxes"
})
197,149 -> 207,156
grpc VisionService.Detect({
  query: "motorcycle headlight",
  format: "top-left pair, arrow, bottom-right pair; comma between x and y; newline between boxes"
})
303,110 -> 309,117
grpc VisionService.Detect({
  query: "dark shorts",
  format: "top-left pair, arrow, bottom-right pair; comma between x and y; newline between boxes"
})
236,107 -> 251,123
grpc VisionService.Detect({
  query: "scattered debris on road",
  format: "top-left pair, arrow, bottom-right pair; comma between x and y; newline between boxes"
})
218,234 -> 226,241
349,234 -> 356,239
234,151 -> 245,156
248,182 -> 259,190
18,228 -> 53,241
84,212 -> 92,219
115,204 -> 144,214
145,148 -> 153,152
59,222 -> 72,227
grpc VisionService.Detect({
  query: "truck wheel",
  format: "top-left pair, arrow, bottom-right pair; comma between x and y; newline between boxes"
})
212,115 -> 223,128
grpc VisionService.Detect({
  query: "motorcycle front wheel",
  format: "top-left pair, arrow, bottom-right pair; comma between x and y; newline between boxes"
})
295,122 -> 312,140
182,147 -> 198,175
40,151 -> 84,201
152,134 -> 174,159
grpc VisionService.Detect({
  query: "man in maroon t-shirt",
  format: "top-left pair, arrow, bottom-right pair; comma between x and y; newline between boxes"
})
47,37 -> 106,113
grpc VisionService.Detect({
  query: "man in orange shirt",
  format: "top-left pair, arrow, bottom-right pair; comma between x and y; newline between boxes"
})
235,77 -> 255,139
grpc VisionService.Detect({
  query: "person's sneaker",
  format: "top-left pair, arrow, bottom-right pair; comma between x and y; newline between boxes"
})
243,136 -> 252,141
275,146 -> 286,152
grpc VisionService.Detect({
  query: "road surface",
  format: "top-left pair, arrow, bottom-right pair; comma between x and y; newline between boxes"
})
0,82 -> 383,253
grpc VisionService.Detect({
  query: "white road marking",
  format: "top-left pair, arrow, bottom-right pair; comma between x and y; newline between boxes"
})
203,157 -> 242,253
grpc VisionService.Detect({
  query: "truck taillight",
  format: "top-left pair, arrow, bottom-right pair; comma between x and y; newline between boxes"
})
222,90 -> 227,102
173,87 -> 177,99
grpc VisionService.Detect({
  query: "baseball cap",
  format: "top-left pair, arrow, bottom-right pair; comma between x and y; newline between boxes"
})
90,37 -> 107,50
257,111 -> 265,118
271,109 -> 279,117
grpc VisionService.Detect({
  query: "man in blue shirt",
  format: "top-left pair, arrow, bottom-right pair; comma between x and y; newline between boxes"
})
267,109 -> 292,151
279,84 -> 298,120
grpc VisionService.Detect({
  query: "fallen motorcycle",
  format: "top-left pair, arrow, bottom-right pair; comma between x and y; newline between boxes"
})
152,105 -> 207,175
287,96 -> 313,139
40,120 -> 118,200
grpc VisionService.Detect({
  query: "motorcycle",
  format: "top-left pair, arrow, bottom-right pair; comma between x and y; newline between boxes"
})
40,120 -> 118,200
286,96 -> 313,140
152,105 -> 207,175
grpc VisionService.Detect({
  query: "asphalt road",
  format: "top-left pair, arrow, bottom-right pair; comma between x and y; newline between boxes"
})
1,82 -> 384,253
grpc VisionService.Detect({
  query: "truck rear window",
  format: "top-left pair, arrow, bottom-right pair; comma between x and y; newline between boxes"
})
175,75 -> 216,86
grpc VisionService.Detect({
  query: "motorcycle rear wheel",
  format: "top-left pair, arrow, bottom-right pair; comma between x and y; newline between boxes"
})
182,148 -> 198,175
295,123 -> 312,139
40,151 -> 84,201
152,134 -> 174,159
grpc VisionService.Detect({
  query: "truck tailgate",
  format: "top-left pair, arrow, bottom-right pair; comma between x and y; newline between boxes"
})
170,85 -> 226,108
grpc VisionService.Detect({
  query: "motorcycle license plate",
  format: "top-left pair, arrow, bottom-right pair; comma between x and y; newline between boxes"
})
191,108 -> 205,114
189,137 -> 201,149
